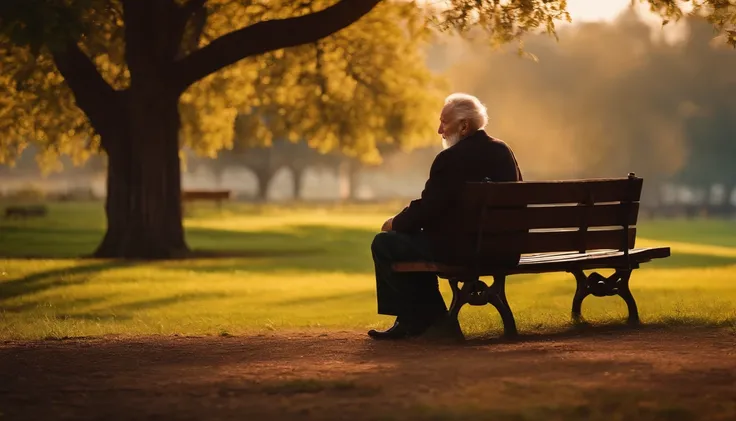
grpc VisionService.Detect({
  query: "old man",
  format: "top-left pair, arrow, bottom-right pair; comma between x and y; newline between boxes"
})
368,93 -> 523,340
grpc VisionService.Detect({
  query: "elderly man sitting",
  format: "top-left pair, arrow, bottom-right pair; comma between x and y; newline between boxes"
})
368,93 -> 523,340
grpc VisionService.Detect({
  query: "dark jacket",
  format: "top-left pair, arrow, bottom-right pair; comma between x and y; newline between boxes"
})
391,129 -> 522,264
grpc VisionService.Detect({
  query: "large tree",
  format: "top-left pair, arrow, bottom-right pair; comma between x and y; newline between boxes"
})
0,0 -> 732,258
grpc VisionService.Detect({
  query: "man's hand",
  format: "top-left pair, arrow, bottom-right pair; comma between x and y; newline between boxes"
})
381,217 -> 393,232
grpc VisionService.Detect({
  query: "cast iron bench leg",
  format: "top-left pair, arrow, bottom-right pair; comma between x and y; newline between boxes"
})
571,270 -> 591,324
487,275 -> 518,337
445,276 -> 518,339
571,269 -> 640,325
448,278 -> 466,322
617,271 -> 640,325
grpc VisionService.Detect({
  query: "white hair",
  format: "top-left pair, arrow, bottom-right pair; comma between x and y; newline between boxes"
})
443,93 -> 488,131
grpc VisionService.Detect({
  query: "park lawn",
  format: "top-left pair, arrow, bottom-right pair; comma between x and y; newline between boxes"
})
1,201 -> 735,340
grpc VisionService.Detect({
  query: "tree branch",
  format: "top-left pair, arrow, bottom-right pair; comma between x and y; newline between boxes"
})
52,41 -> 121,142
174,0 -> 381,91
314,42 -> 329,98
181,0 -> 209,17
176,2 -> 209,59
345,61 -> 384,97
172,0 -> 209,59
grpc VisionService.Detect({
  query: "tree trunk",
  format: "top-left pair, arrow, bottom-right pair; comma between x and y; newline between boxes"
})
292,166 -> 306,200
93,88 -> 188,259
212,165 -> 226,188
90,0 -> 190,259
253,169 -> 274,202
338,159 -> 360,201
348,165 -> 360,201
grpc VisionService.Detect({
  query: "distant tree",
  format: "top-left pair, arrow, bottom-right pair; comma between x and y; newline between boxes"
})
206,138 -> 322,201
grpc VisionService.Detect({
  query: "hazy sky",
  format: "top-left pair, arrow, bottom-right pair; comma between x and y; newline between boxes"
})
566,0 -> 634,22
561,0 -> 691,44
420,0 -> 692,43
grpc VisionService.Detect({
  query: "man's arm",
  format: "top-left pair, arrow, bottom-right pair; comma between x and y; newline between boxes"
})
391,151 -> 456,233
381,217 -> 393,232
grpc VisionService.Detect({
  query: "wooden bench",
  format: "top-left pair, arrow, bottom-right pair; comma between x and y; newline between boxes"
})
181,190 -> 231,209
393,173 -> 671,338
4,205 -> 48,219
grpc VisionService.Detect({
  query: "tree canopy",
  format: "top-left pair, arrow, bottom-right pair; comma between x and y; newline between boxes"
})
1,0 -> 733,169
180,1 -> 445,166
0,0 -> 582,167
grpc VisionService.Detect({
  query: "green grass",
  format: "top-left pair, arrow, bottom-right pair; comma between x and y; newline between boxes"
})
1,201 -> 735,340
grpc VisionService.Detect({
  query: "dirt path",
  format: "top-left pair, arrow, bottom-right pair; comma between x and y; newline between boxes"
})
1,327 -> 735,421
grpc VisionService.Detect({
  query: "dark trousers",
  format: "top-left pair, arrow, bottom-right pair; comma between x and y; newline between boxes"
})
371,231 -> 448,324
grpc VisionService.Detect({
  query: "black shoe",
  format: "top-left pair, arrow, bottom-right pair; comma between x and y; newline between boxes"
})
367,320 -> 424,340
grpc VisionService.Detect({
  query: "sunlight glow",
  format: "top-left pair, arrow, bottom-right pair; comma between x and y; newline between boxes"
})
566,0 -> 633,22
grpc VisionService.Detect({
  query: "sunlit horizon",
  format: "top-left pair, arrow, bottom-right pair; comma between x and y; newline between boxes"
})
565,0 -> 691,44
565,0 -> 634,22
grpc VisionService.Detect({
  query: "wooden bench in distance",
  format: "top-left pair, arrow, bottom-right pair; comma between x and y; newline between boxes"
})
392,173 -> 671,339
4,205 -> 48,219
181,190 -> 231,210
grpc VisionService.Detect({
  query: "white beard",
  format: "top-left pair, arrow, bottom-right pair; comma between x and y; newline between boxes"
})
442,132 -> 460,150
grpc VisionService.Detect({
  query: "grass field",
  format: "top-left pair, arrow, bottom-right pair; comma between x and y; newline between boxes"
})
1,201 -> 736,340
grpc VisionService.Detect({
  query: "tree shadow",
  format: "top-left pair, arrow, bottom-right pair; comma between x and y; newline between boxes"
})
0,224 -> 378,275
273,291 -> 376,307
2,297 -> 103,313
52,292 -> 231,322
167,225 -> 376,274
0,260 -> 135,304
108,292 -> 230,312
0,226 -> 105,258
54,313 -> 130,322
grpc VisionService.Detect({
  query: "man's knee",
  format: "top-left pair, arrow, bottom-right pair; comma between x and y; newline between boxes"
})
371,231 -> 395,257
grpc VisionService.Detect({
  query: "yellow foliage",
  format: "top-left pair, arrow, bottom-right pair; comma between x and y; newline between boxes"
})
0,43 -> 96,171
180,0 -> 446,163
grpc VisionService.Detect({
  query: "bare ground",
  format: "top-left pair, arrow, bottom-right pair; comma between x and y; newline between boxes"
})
1,327 -> 735,421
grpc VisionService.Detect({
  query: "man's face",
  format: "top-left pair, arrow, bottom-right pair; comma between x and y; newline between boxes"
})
438,106 -> 462,149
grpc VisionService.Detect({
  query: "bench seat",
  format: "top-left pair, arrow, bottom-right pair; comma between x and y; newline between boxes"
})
393,247 -> 671,276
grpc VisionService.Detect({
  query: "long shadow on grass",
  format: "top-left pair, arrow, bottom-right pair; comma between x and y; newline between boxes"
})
0,224 -> 378,275
178,225 -> 377,274
0,260 -> 135,304
52,292 -> 231,322
273,290 -> 376,307
0,226 -> 105,258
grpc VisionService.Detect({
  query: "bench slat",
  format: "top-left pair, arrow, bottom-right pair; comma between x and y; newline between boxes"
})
392,247 -> 670,276
459,203 -> 640,232
442,227 -> 636,255
463,178 -> 643,207
181,190 -> 231,201
491,227 -> 635,254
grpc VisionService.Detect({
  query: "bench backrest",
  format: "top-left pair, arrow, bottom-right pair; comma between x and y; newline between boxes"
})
181,190 -> 231,201
448,174 -> 643,265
